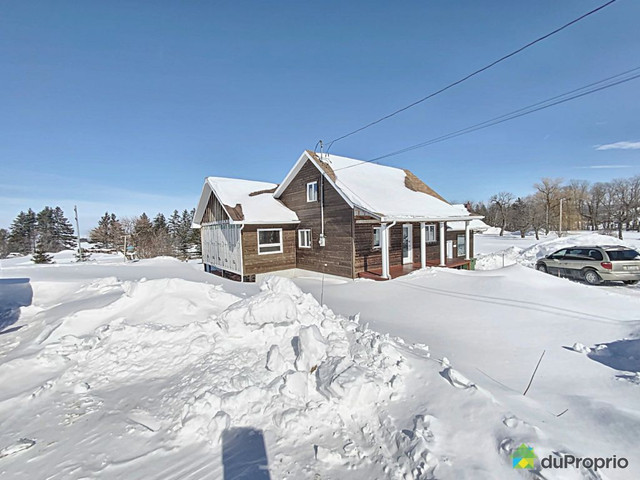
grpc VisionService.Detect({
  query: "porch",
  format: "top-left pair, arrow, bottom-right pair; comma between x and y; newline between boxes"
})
357,257 -> 473,281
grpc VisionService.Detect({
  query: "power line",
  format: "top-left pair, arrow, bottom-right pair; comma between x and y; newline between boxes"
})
326,0 -> 618,150
329,66 -> 640,171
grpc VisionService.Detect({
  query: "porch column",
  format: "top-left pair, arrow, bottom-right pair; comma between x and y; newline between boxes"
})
381,223 -> 390,279
464,220 -> 470,261
439,221 -> 446,267
420,222 -> 426,269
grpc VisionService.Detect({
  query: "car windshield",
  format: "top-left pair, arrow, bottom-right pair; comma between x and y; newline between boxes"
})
606,249 -> 640,261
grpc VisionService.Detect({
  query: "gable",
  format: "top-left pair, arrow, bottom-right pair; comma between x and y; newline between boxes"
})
279,159 -> 352,211
201,190 -> 232,223
193,177 -> 299,227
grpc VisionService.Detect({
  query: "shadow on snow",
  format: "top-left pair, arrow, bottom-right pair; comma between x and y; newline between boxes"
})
222,427 -> 271,480
587,338 -> 640,373
0,278 -> 33,334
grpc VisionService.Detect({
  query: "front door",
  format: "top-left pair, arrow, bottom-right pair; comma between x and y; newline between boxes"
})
446,240 -> 453,259
402,224 -> 413,264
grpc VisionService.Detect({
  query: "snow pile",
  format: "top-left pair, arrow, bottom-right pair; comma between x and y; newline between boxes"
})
518,233 -> 631,267
172,276 -> 415,476
474,246 -> 523,270
1,273 -> 433,479
475,232 -> 639,270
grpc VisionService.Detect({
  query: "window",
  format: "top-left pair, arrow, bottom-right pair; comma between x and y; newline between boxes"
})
587,249 -> 603,261
373,227 -> 381,249
457,234 -> 465,257
298,229 -> 311,248
257,228 -> 283,255
426,224 -> 436,242
307,181 -> 318,202
607,249 -> 640,261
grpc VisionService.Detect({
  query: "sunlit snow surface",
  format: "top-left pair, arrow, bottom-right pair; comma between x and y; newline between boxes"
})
1,236 -> 639,479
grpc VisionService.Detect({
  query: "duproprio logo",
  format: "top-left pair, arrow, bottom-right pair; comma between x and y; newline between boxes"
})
512,444 -> 537,469
510,443 -> 629,472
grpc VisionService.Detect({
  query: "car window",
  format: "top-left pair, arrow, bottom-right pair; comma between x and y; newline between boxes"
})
606,249 -> 640,261
586,249 -> 603,261
564,249 -> 583,261
549,249 -> 567,259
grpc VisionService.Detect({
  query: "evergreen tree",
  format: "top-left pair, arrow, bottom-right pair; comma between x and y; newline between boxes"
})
90,212 -> 112,247
52,207 -> 76,249
133,213 -> 154,258
152,212 -> 173,256
31,240 -> 54,264
90,212 -> 124,249
174,209 -> 193,258
510,197 -> 531,238
0,228 -> 8,258
74,249 -> 92,262
168,209 -> 181,253
8,209 -> 37,254
153,213 -> 168,233
36,207 -> 58,252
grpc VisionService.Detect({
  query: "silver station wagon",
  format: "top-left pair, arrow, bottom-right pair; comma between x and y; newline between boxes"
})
535,245 -> 640,285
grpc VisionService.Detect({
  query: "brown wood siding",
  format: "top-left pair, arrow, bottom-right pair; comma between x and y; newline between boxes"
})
242,224 -> 296,275
354,223 -> 406,273
202,192 -> 230,223
278,160 -> 354,278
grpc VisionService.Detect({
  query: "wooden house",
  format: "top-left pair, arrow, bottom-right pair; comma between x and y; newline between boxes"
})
193,150 -> 483,281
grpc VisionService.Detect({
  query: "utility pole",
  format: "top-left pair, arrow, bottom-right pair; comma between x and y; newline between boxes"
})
74,205 -> 83,260
123,235 -> 128,263
559,198 -> 565,237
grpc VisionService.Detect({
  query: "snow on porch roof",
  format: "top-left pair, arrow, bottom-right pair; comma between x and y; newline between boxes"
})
193,177 -> 299,226
275,151 -> 479,222
447,204 -> 490,231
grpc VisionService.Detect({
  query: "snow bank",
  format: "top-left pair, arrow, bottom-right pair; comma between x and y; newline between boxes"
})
475,232 -> 640,270
0,272 -> 428,478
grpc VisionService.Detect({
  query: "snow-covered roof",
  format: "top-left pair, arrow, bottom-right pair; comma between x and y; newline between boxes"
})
193,177 -> 299,226
274,151 -> 481,222
447,204 -> 490,231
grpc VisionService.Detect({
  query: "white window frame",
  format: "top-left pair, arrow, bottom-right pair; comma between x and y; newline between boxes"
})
307,181 -> 318,202
426,224 -> 436,242
257,228 -> 283,255
298,229 -> 312,249
373,226 -> 381,249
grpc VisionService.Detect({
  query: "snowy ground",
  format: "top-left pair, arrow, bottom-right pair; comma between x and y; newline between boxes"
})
1,234 -> 639,479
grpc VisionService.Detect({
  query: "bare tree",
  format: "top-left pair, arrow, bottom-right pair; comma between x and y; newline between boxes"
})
526,193 -> 546,240
579,182 -> 606,231
490,192 -> 514,236
565,180 -> 589,231
534,178 -> 563,234
609,179 -> 635,240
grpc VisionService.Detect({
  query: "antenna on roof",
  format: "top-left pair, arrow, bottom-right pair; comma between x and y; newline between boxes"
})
315,139 -> 330,163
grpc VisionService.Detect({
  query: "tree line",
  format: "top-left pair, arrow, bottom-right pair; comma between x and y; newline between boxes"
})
0,207 -> 201,260
472,175 -> 640,240
0,206 -> 75,258
88,209 -> 201,259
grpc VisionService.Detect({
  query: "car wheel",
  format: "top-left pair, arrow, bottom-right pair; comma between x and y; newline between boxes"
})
536,263 -> 548,273
583,269 -> 602,285
623,280 -> 639,285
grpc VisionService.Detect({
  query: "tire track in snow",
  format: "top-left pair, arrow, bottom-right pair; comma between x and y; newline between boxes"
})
395,280 -> 636,326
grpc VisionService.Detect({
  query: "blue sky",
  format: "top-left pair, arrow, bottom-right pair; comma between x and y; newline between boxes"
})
1,1 -> 639,233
